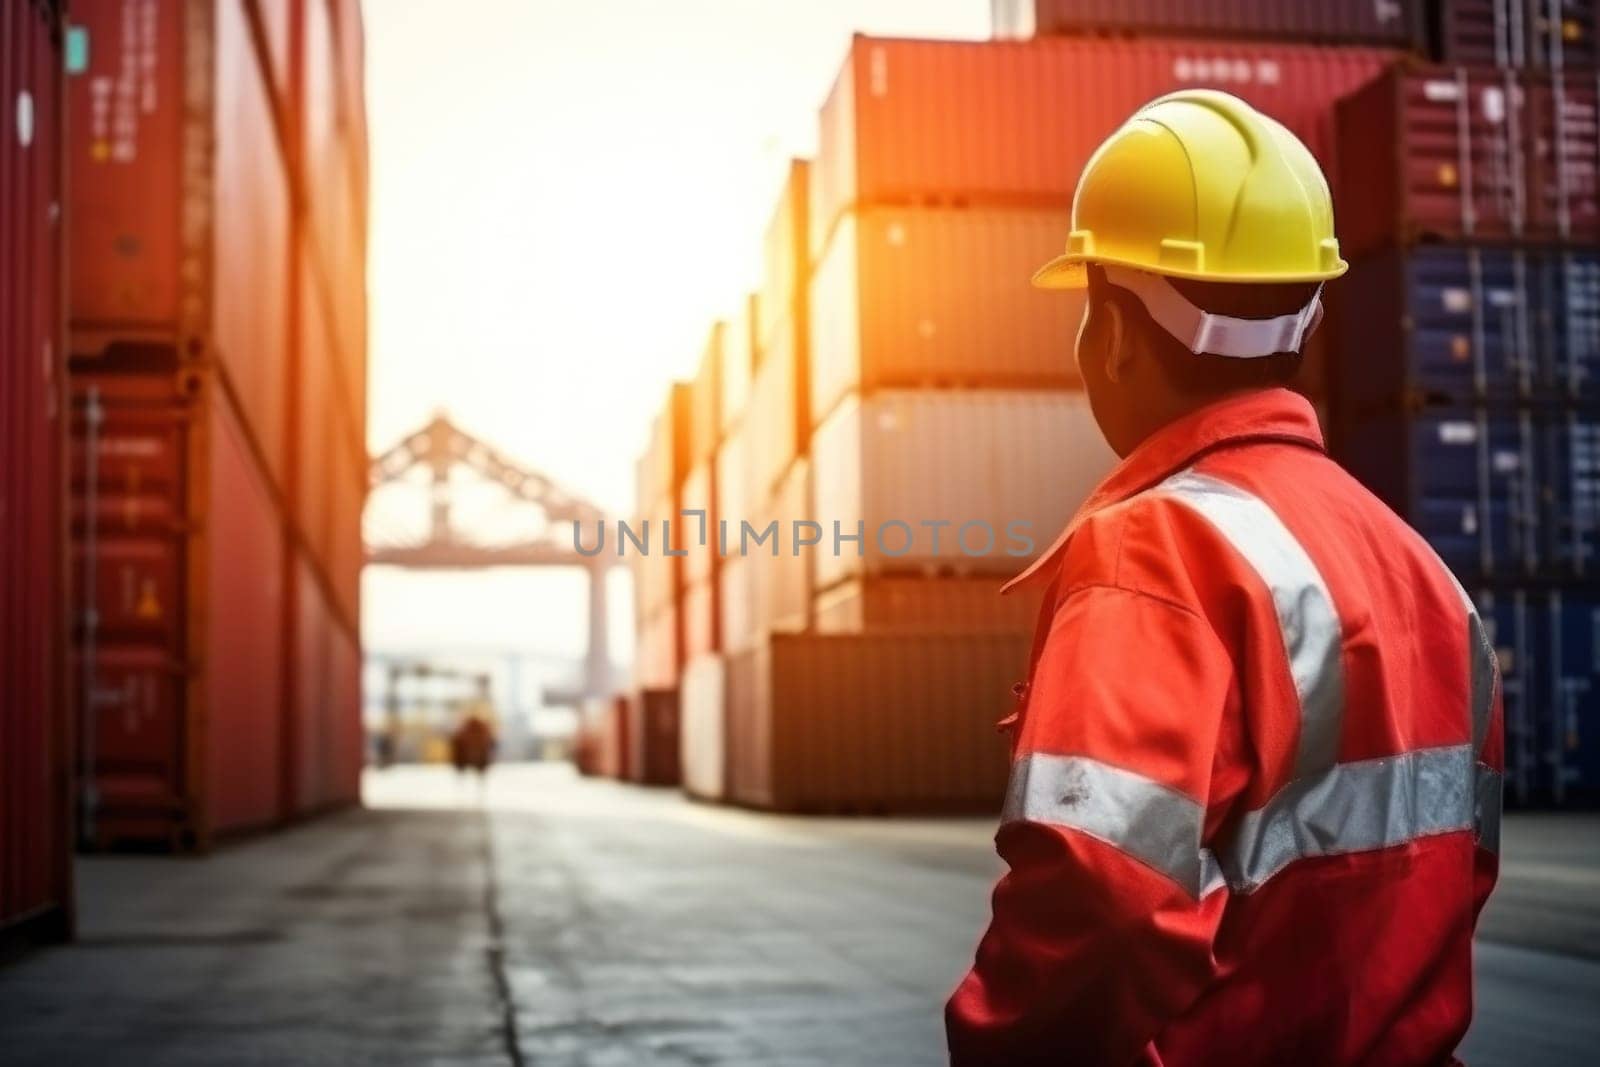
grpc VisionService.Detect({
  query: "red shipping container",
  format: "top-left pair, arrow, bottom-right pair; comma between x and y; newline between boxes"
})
811,36 -> 1398,257
808,205 -> 1083,426
725,632 -> 1029,813
626,689 -> 680,787
1439,0 -> 1600,69
68,0 -> 295,489
2,0 -> 72,945
991,0 -> 1424,47
1337,66 -> 1600,257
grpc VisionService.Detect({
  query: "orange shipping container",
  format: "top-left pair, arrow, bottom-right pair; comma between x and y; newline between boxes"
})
721,294 -> 757,434
745,316 -> 809,500
760,159 -> 810,345
634,603 -> 681,690
725,632 -> 1029,813
689,324 -> 722,466
813,576 -> 1045,635
807,205 -> 1084,426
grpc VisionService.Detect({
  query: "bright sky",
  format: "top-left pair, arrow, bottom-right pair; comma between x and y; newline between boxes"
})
360,1 -> 990,696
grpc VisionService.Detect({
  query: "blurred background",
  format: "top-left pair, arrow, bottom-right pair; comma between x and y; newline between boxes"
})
2,1 -> 1599,1064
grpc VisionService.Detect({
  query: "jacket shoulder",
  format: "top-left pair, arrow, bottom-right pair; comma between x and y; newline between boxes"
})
1057,490 -> 1225,616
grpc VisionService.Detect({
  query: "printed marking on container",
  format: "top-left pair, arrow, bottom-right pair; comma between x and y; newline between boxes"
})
15,91 -> 33,147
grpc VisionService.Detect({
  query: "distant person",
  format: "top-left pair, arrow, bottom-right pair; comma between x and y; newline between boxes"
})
947,91 -> 1502,1065
450,715 -> 495,777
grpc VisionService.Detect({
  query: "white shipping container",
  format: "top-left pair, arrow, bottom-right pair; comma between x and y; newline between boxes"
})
722,295 -> 757,435
719,555 -> 761,653
679,654 -> 727,800
810,390 -> 1115,590
808,206 -> 1085,427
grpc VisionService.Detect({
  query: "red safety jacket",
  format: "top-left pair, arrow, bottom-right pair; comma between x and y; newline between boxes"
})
947,388 -> 1502,1067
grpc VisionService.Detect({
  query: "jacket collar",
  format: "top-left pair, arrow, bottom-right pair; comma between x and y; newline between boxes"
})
1002,388 -> 1325,593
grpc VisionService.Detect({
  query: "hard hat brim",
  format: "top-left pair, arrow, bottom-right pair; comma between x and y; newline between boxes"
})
1032,254 -> 1349,290
1031,255 -> 1087,290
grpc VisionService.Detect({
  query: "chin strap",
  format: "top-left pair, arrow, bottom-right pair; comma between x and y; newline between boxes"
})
1102,265 -> 1324,359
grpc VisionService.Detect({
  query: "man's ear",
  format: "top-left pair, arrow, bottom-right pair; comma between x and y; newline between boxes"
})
1102,298 -> 1130,385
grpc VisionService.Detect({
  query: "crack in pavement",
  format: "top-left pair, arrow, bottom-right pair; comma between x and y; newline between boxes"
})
479,807 -> 526,1067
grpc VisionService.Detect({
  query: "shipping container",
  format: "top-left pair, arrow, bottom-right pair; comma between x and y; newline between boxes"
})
724,632 -> 1030,813
814,576 -> 1045,635
753,458 -> 814,633
1338,406 -> 1540,579
681,461 -> 717,587
577,695 -> 630,780
1440,0 -> 1600,69
1477,585 -> 1600,804
991,0 -> 1425,46
1331,243 -> 1542,409
689,323 -> 722,467
718,555 -> 760,654
811,36 -> 1397,257
1544,407 -> 1600,574
721,294 -> 756,434
679,654 -> 726,800
1336,66 -> 1600,258
637,382 -> 691,516
682,578 -> 719,659
745,310 -> 810,499
760,159 -> 810,347
634,602 -> 681,690
809,391 -> 1116,591
626,689 -> 680,787
809,205 -> 1083,425
2,0 -> 71,946
64,0 -> 367,848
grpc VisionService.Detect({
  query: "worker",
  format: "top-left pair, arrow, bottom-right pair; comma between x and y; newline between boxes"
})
451,714 -> 496,777
946,90 -> 1502,1065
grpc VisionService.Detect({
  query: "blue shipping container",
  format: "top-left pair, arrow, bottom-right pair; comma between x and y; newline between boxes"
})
1544,410 -> 1600,576
1333,245 -> 1600,410
1475,587 -> 1600,806
1341,408 -> 1539,579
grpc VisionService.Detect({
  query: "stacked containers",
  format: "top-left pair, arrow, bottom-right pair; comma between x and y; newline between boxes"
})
65,0 -> 368,849
990,0 -> 1425,45
1334,50 -> 1600,802
631,382 -> 691,692
3,0 -> 72,946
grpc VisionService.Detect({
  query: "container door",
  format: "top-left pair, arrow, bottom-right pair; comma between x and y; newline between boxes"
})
1549,592 -> 1600,803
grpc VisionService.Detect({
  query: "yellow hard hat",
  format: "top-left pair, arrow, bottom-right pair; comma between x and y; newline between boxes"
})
1033,89 -> 1347,291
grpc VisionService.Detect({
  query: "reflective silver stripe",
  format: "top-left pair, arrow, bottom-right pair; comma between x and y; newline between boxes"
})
1002,753 -> 1221,898
1223,745 -> 1479,891
1157,471 -> 1346,778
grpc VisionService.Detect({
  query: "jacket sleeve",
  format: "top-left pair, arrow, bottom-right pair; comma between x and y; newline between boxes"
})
946,583 -> 1240,1066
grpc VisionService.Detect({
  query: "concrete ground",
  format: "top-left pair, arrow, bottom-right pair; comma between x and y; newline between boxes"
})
0,763 -> 1596,1066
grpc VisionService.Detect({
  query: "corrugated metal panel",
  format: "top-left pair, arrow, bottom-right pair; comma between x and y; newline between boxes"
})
991,0 -> 1424,46
1440,0 -> 1600,69
809,391 -> 1115,590
679,654 -> 726,800
812,36 -> 1398,256
760,159 -> 810,346
1337,66 -> 1600,259
809,205 -> 1083,425
813,576 -> 1044,634
2,0 -> 70,938
1337,407 -> 1540,580
725,632 -> 1029,812
626,689 -> 680,786
1547,589 -> 1600,801
201,392 -> 285,836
